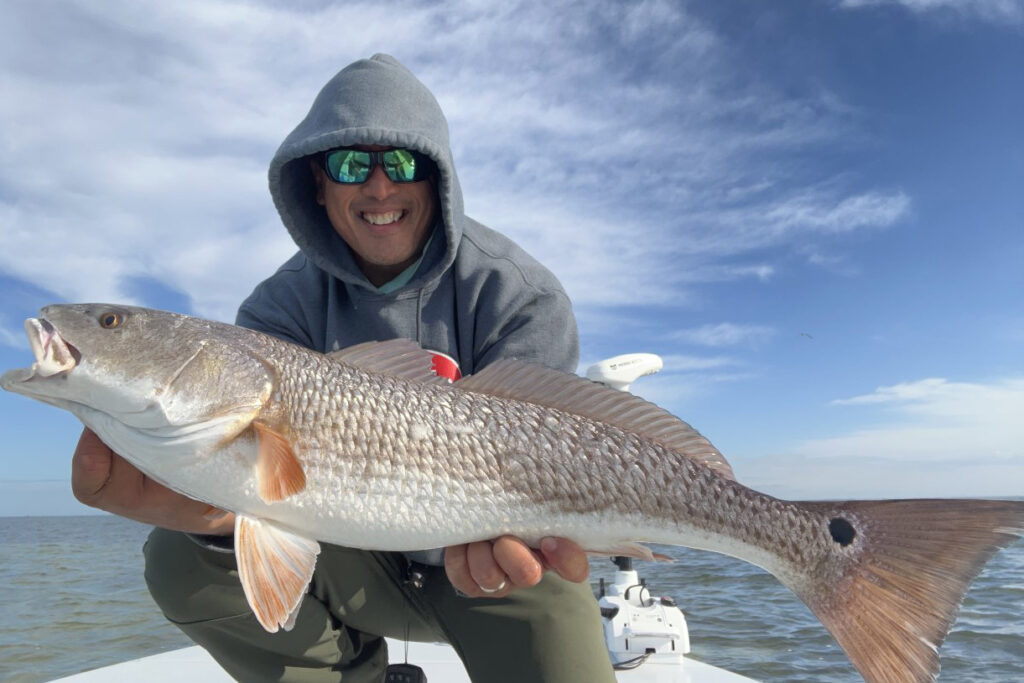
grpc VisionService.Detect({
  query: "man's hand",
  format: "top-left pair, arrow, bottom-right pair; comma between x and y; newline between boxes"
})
444,535 -> 589,598
71,428 -> 234,535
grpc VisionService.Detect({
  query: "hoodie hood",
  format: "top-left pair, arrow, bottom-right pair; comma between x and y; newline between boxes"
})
268,54 -> 464,292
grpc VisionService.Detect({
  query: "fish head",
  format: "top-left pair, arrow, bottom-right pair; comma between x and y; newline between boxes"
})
0,304 -> 273,436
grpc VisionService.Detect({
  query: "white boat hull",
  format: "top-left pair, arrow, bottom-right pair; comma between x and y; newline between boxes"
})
49,641 -> 758,682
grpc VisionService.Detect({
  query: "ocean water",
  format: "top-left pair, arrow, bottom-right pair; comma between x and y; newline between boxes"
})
0,515 -> 1021,682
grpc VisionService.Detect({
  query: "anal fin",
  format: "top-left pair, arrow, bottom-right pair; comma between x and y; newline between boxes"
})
235,514 -> 321,632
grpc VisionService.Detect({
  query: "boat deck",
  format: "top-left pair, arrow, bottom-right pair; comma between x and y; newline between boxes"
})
51,641 -> 758,682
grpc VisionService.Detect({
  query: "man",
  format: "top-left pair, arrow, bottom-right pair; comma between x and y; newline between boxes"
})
71,54 -> 617,682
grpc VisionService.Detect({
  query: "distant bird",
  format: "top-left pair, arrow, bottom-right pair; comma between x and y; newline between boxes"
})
800,332 -> 813,339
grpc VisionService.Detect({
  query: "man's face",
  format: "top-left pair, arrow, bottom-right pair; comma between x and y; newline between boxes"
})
312,145 -> 438,286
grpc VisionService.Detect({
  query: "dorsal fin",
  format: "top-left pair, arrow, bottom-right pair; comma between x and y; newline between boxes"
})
457,359 -> 735,480
326,339 -> 450,385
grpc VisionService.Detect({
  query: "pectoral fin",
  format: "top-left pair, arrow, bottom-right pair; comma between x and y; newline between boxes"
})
235,514 -> 321,633
253,422 -> 306,503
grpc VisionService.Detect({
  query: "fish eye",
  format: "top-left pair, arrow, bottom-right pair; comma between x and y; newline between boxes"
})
99,311 -> 123,329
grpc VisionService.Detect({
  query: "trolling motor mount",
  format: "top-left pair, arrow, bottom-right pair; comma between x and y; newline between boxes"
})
587,354 -> 689,669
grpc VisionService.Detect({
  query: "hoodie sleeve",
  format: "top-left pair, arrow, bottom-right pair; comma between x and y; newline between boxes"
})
454,220 -> 581,374
455,221 -> 580,375
234,253 -> 322,350
474,288 -> 580,374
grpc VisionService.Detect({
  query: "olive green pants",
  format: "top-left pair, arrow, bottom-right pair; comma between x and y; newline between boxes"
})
143,528 -> 616,682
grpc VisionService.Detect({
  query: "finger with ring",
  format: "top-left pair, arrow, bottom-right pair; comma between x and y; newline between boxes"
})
478,579 -> 507,594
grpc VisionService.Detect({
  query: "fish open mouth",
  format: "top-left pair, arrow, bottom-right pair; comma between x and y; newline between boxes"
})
22,317 -> 81,380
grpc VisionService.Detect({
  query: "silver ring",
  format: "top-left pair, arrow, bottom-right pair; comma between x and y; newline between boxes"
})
479,579 -> 507,594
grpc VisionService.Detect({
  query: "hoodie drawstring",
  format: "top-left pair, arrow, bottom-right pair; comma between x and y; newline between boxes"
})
415,288 -> 425,346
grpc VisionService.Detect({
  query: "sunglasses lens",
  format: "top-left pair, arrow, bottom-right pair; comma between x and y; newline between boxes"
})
325,149 -> 371,183
383,149 -> 420,182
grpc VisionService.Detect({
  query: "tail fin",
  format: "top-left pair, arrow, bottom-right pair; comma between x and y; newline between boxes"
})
794,499 -> 1024,683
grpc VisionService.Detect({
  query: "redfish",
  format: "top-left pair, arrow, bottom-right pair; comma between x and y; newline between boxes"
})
3,304 -> 1021,683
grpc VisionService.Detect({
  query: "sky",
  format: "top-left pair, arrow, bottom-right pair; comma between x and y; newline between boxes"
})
0,0 -> 1021,515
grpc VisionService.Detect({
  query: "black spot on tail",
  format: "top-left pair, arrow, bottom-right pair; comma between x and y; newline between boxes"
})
829,517 -> 857,546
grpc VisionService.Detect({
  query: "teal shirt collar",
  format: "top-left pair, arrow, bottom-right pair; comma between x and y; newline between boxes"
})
376,229 -> 435,294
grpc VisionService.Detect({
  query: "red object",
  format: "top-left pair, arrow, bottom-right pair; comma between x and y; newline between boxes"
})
430,351 -> 462,382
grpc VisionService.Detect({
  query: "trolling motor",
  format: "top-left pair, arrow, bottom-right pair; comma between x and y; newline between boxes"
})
585,352 -> 663,392
587,354 -> 691,670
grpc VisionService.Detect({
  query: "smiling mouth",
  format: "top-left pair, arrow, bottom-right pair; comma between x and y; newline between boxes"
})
23,318 -> 80,380
361,210 -> 405,226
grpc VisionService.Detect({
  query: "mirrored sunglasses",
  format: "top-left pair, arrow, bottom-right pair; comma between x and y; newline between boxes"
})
322,147 -> 434,184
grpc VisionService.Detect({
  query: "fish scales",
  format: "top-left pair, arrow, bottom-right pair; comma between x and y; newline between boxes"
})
258,332 -> 824,573
261,356 -> 509,541
3,304 -> 1023,683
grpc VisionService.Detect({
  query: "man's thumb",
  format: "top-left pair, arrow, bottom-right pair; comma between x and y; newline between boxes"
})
71,428 -> 114,503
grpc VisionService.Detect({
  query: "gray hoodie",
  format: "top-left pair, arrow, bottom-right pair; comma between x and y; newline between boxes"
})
237,53 -> 578,378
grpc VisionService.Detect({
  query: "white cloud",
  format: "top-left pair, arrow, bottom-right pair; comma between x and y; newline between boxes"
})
672,323 -> 777,348
837,0 -> 1024,25
831,377 -> 950,405
794,377 -> 1024,462
737,376 -> 1024,499
0,0 -> 909,326
719,376 -> 1024,498
673,190 -> 911,258
764,191 -> 912,235
0,323 -> 22,349
660,354 -> 739,371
